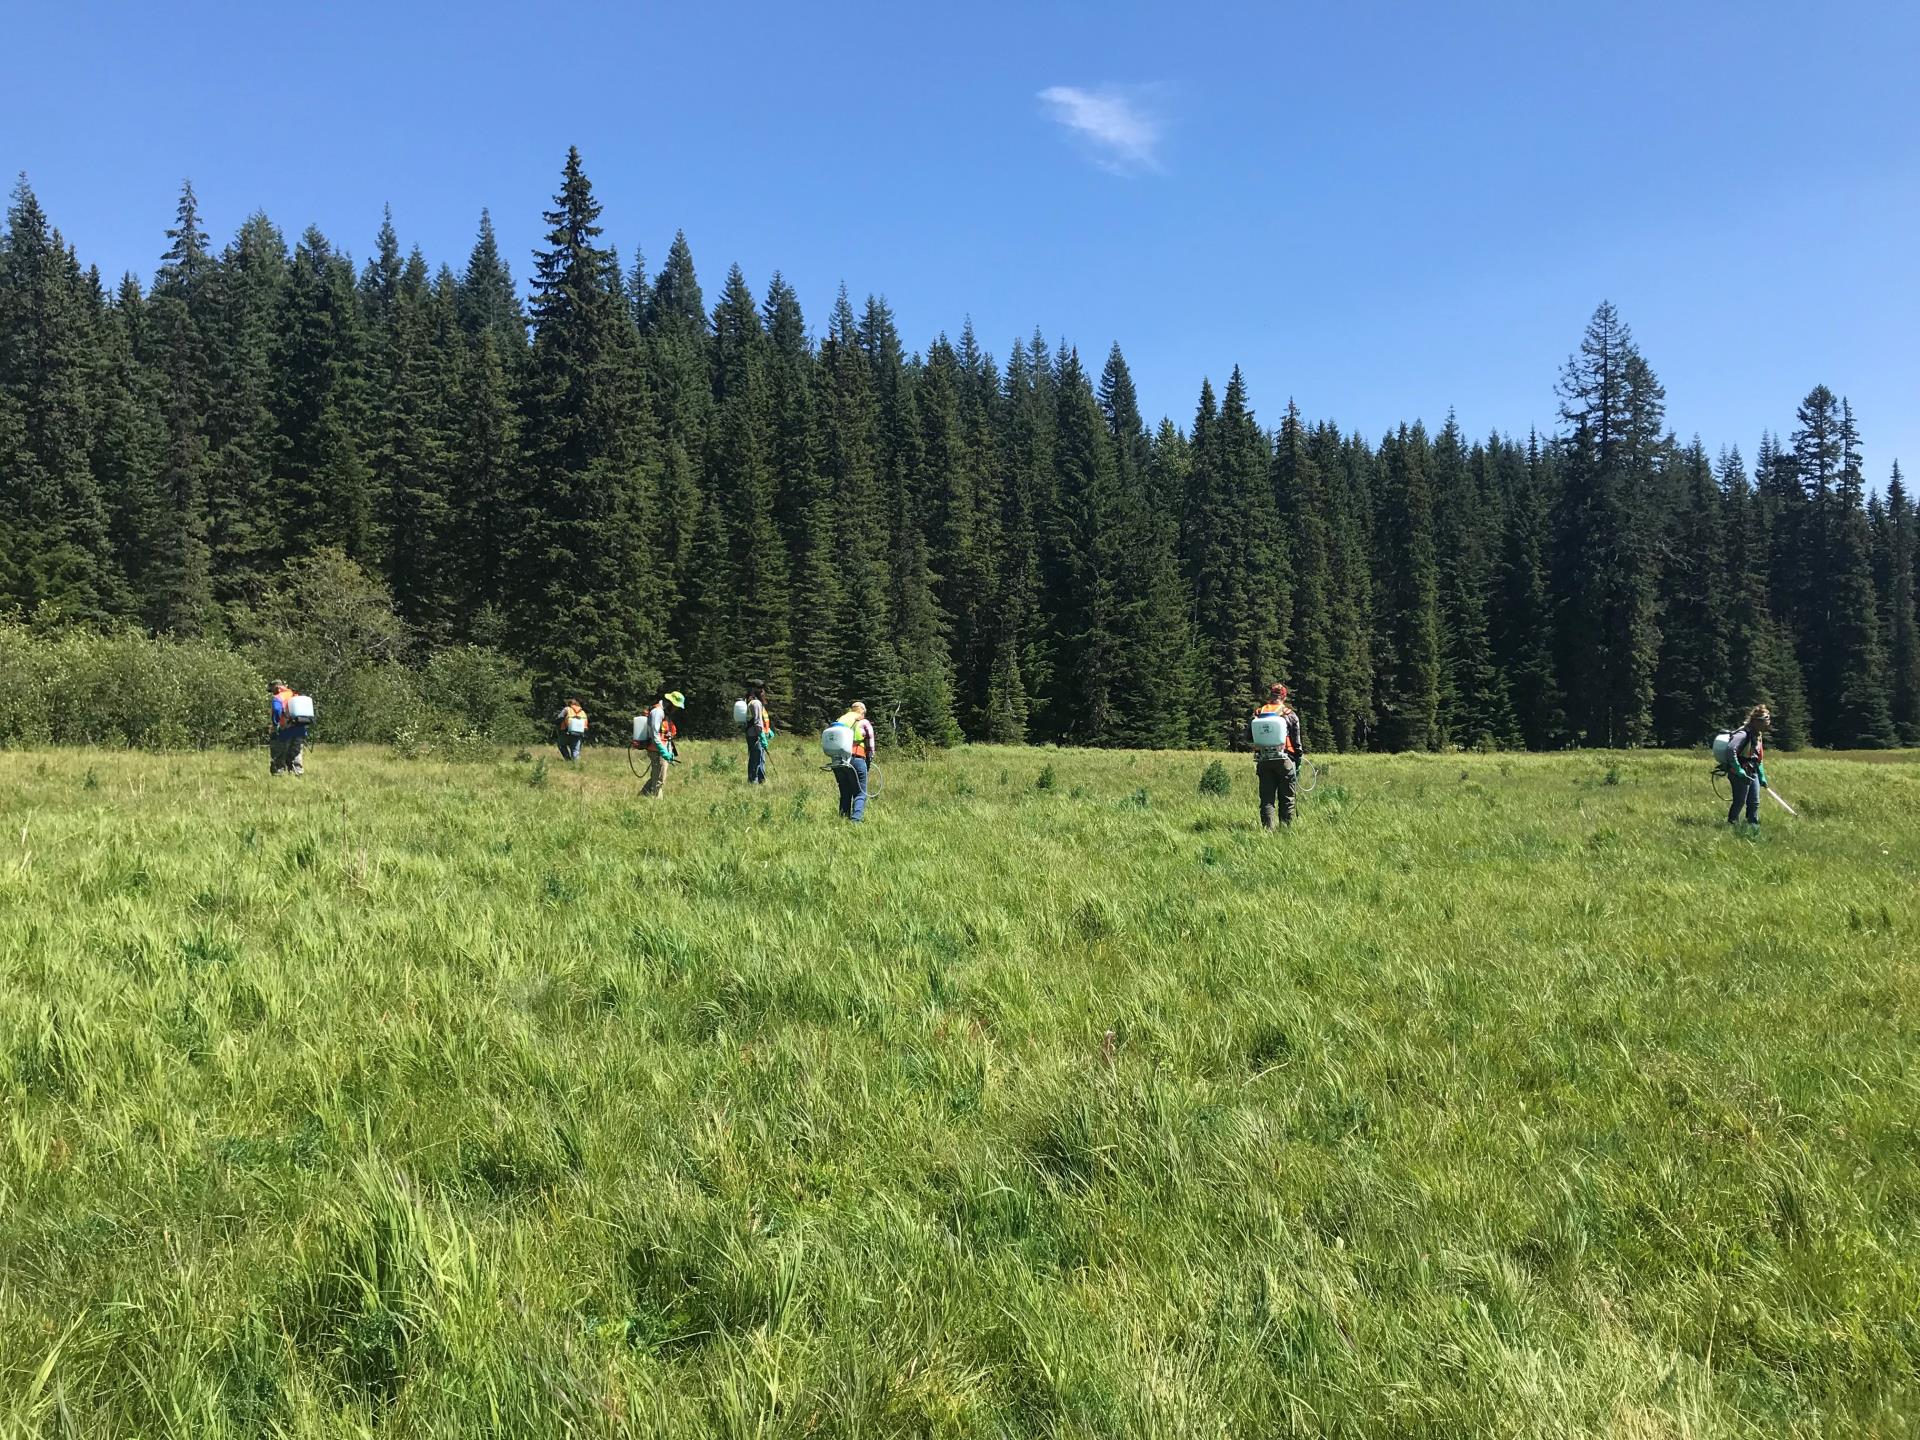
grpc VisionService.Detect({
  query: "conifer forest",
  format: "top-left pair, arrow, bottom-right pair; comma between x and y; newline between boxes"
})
3,149 -> 1916,751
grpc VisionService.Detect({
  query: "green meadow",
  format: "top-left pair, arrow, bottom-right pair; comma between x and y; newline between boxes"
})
2,742 -> 1916,1437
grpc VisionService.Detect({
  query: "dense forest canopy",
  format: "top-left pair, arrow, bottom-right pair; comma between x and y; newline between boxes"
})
2,150 -> 1915,750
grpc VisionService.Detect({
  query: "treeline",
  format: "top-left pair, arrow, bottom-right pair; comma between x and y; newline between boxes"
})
3,150 -> 1917,751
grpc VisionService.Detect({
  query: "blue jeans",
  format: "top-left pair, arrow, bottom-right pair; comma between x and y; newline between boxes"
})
1728,772 -> 1759,825
747,734 -> 766,784
836,757 -> 868,821
558,734 -> 583,761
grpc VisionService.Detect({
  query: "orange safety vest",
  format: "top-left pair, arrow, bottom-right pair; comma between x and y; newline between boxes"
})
659,714 -> 678,742
1255,701 -> 1298,755
563,703 -> 587,726
273,686 -> 295,729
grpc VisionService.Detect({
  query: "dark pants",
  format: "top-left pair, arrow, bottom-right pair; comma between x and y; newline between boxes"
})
746,734 -> 766,784
836,757 -> 869,821
558,733 -> 583,761
1257,755 -> 1297,829
270,734 -> 305,776
1728,772 -> 1760,825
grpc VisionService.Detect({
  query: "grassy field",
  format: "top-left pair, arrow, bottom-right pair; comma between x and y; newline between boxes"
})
2,739 -> 1917,1438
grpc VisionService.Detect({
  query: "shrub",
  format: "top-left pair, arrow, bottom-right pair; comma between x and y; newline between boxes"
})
329,665 -> 424,745
1198,759 -> 1232,796
421,646 -> 534,743
0,625 -> 56,747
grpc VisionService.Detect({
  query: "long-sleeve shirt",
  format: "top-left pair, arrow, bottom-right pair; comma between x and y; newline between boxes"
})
1728,727 -> 1763,775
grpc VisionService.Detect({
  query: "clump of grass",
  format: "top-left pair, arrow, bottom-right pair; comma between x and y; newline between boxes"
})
526,757 -> 549,788
1035,762 -> 1057,791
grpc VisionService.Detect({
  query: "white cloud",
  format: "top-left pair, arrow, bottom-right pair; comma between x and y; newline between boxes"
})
1038,84 -> 1166,175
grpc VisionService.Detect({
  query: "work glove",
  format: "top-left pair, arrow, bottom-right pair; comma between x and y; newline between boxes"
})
1757,764 -> 1769,788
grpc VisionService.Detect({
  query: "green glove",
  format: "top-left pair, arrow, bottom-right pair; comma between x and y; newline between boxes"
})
1757,763 -> 1768,788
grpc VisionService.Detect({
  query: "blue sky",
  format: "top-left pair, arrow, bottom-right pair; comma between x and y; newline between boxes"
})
7,0 -> 1916,480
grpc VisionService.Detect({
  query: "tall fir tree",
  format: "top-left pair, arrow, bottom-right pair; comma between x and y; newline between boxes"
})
1808,397 -> 1896,745
1372,423 -> 1443,749
1492,431 -> 1564,748
1431,414 -> 1511,746
0,178 -> 124,622
1181,368 -> 1284,745
276,226 -> 374,563
516,147 -> 663,711
1553,301 -> 1664,746
1274,400 -> 1334,745
201,213 -> 287,609
1650,439 -> 1728,743
1881,463 -> 1920,744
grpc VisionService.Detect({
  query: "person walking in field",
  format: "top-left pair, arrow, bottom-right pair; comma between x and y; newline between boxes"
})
1720,703 -> 1772,830
741,680 -> 773,785
555,697 -> 588,762
639,690 -> 684,798
268,680 -> 310,777
831,700 -> 877,822
1251,683 -> 1305,830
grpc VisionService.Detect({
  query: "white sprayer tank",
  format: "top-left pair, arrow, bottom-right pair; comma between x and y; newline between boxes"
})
1250,713 -> 1286,749
632,713 -> 650,745
566,714 -> 586,734
733,699 -> 751,729
289,694 -> 316,723
821,723 -> 855,764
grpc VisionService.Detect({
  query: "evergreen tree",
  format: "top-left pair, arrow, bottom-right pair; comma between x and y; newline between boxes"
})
455,209 -> 525,362
1431,413 -> 1511,746
1492,431 -> 1563,748
0,178 -> 124,622
1274,401 -> 1333,745
451,323 -> 520,642
762,273 -> 841,724
277,226 -> 374,562
138,181 -> 218,634
701,263 -> 792,727
816,286 -> 900,721
1322,426 -> 1377,751
95,275 -> 170,626
643,229 -> 711,657
516,147 -> 663,712
1810,397 -> 1896,745
1553,302 -> 1664,746
1717,445 -> 1807,746
375,255 -> 460,641
202,213 -> 287,609
1650,439 -> 1728,743
1882,463 -> 1920,744
1182,368 -> 1284,745
1372,424 -> 1442,749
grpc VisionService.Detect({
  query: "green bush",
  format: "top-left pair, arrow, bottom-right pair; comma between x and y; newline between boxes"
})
1198,759 -> 1232,796
329,665 -> 424,746
0,625 -> 263,751
421,646 -> 534,743
0,625 -> 55,747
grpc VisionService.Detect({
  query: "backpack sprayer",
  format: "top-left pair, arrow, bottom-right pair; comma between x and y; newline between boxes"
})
1710,728 -> 1797,816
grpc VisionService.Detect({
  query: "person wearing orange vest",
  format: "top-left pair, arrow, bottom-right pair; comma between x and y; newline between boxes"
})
832,701 -> 877,822
639,690 -> 685,798
268,680 -> 308,777
555,698 -> 588,762
743,679 -> 773,785
1253,682 -> 1304,830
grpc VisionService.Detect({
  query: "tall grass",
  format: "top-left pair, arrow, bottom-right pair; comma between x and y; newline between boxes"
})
1,743 -> 1915,1436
